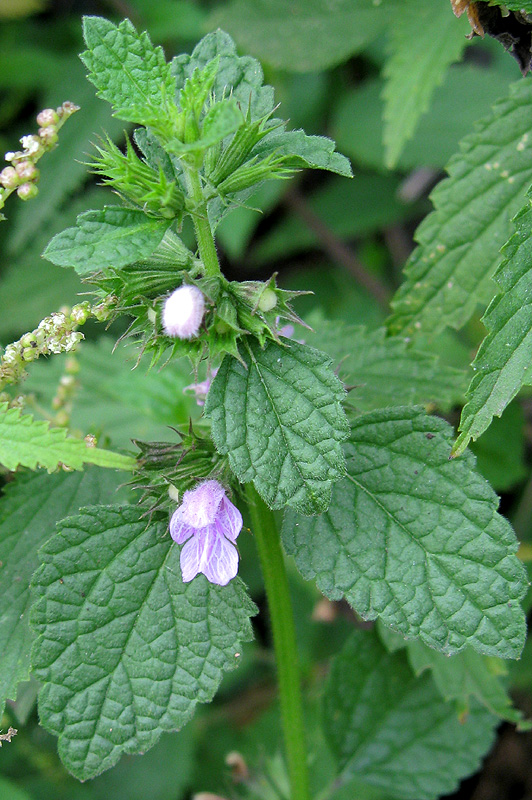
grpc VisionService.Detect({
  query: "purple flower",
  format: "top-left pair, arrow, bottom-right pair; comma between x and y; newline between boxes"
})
169,480 -> 242,586
162,285 -> 205,339
184,367 -> 218,407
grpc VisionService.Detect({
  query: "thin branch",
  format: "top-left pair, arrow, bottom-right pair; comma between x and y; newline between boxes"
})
283,186 -> 391,310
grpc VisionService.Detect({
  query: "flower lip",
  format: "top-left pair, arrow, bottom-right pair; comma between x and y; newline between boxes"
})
169,479 -> 243,586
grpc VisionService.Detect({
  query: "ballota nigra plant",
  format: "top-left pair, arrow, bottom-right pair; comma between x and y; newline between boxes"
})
2,3 -> 532,799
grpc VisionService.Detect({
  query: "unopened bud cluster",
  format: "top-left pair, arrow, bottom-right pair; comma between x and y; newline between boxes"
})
0,296 -> 116,390
0,101 -> 79,210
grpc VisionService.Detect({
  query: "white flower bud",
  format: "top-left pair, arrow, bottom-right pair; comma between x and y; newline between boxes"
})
39,126 -> 58,146
17,182 -> 38,200
15,161 -> 39,181
0,167 -> 19,189
162,285 -> 205,339
36,108 -> 59,127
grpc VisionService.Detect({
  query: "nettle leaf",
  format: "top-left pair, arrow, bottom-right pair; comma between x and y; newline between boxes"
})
283,406 -> 526,658
0,469 -> 125,718
0,403 -> 135,472
454,189 -> 532,455
306,319 -> 466,412
323,630 -> 497,800
209,0 -> 387,72
406,641 -> 526,726
171,29 -> 274,119
383,0 -> 469,169
252,130 -> 352,178
43,207 -> 171,275
80,16 -> 176,128
388,78 -> 532,338
31,505 -> 256,780
205,339 -> 349,515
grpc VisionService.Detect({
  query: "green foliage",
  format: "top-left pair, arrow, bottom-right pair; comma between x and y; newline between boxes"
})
209,0 -> 387,72
471,401 -> 527,491
0,468 -> 126,718
388,78 -> 532,337
305,317 -> 467,412
206,339 -> 349,514
23,338 -> 197,448
252,173 -> 420,265
406,640 -> 527,726
323,630 -> 498,800
43,207 -> 171,275
382,0 -> 469,168
31,505 -> 256,779
80,16 -> 177,132
332,63 -> 515,172
455,188 -> 532,455
283,406 -> 527,658
0,403 -> 136,472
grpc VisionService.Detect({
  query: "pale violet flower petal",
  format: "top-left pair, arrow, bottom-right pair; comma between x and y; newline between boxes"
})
180,524 -> 239,586
169,506 -> 193,544
216,496 -> 243,542
171,479 -> 242,586
181,480 -> 225,528
203,531 -> 239,586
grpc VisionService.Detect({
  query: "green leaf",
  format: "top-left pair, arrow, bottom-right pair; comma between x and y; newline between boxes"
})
382,0 -> 469,168
495,1 -> 532,11
165,97 -> 243,156
209,0 -> 387,72
454,189 -> 532,455
406,640 -> 526,725
0,403 -> 136,472
333,64 -> 515,173
323,630 -> 497,800
171,29 -> 274,119
43,207 -> 170,274
205,339 -> 349,515
305,318 -> 467,412
283,406 -> 526,657
80,16 -> 176,128
22,338 -> 198,449
388,78 -> 532,338
0,469 -> 126,718
31,505 -> 256,779
471,401 -> 527,491
252,129 -> 352,178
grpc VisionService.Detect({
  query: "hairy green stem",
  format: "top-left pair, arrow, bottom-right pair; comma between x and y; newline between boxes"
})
245,484 -> 311,800
185,166 -> 221,278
